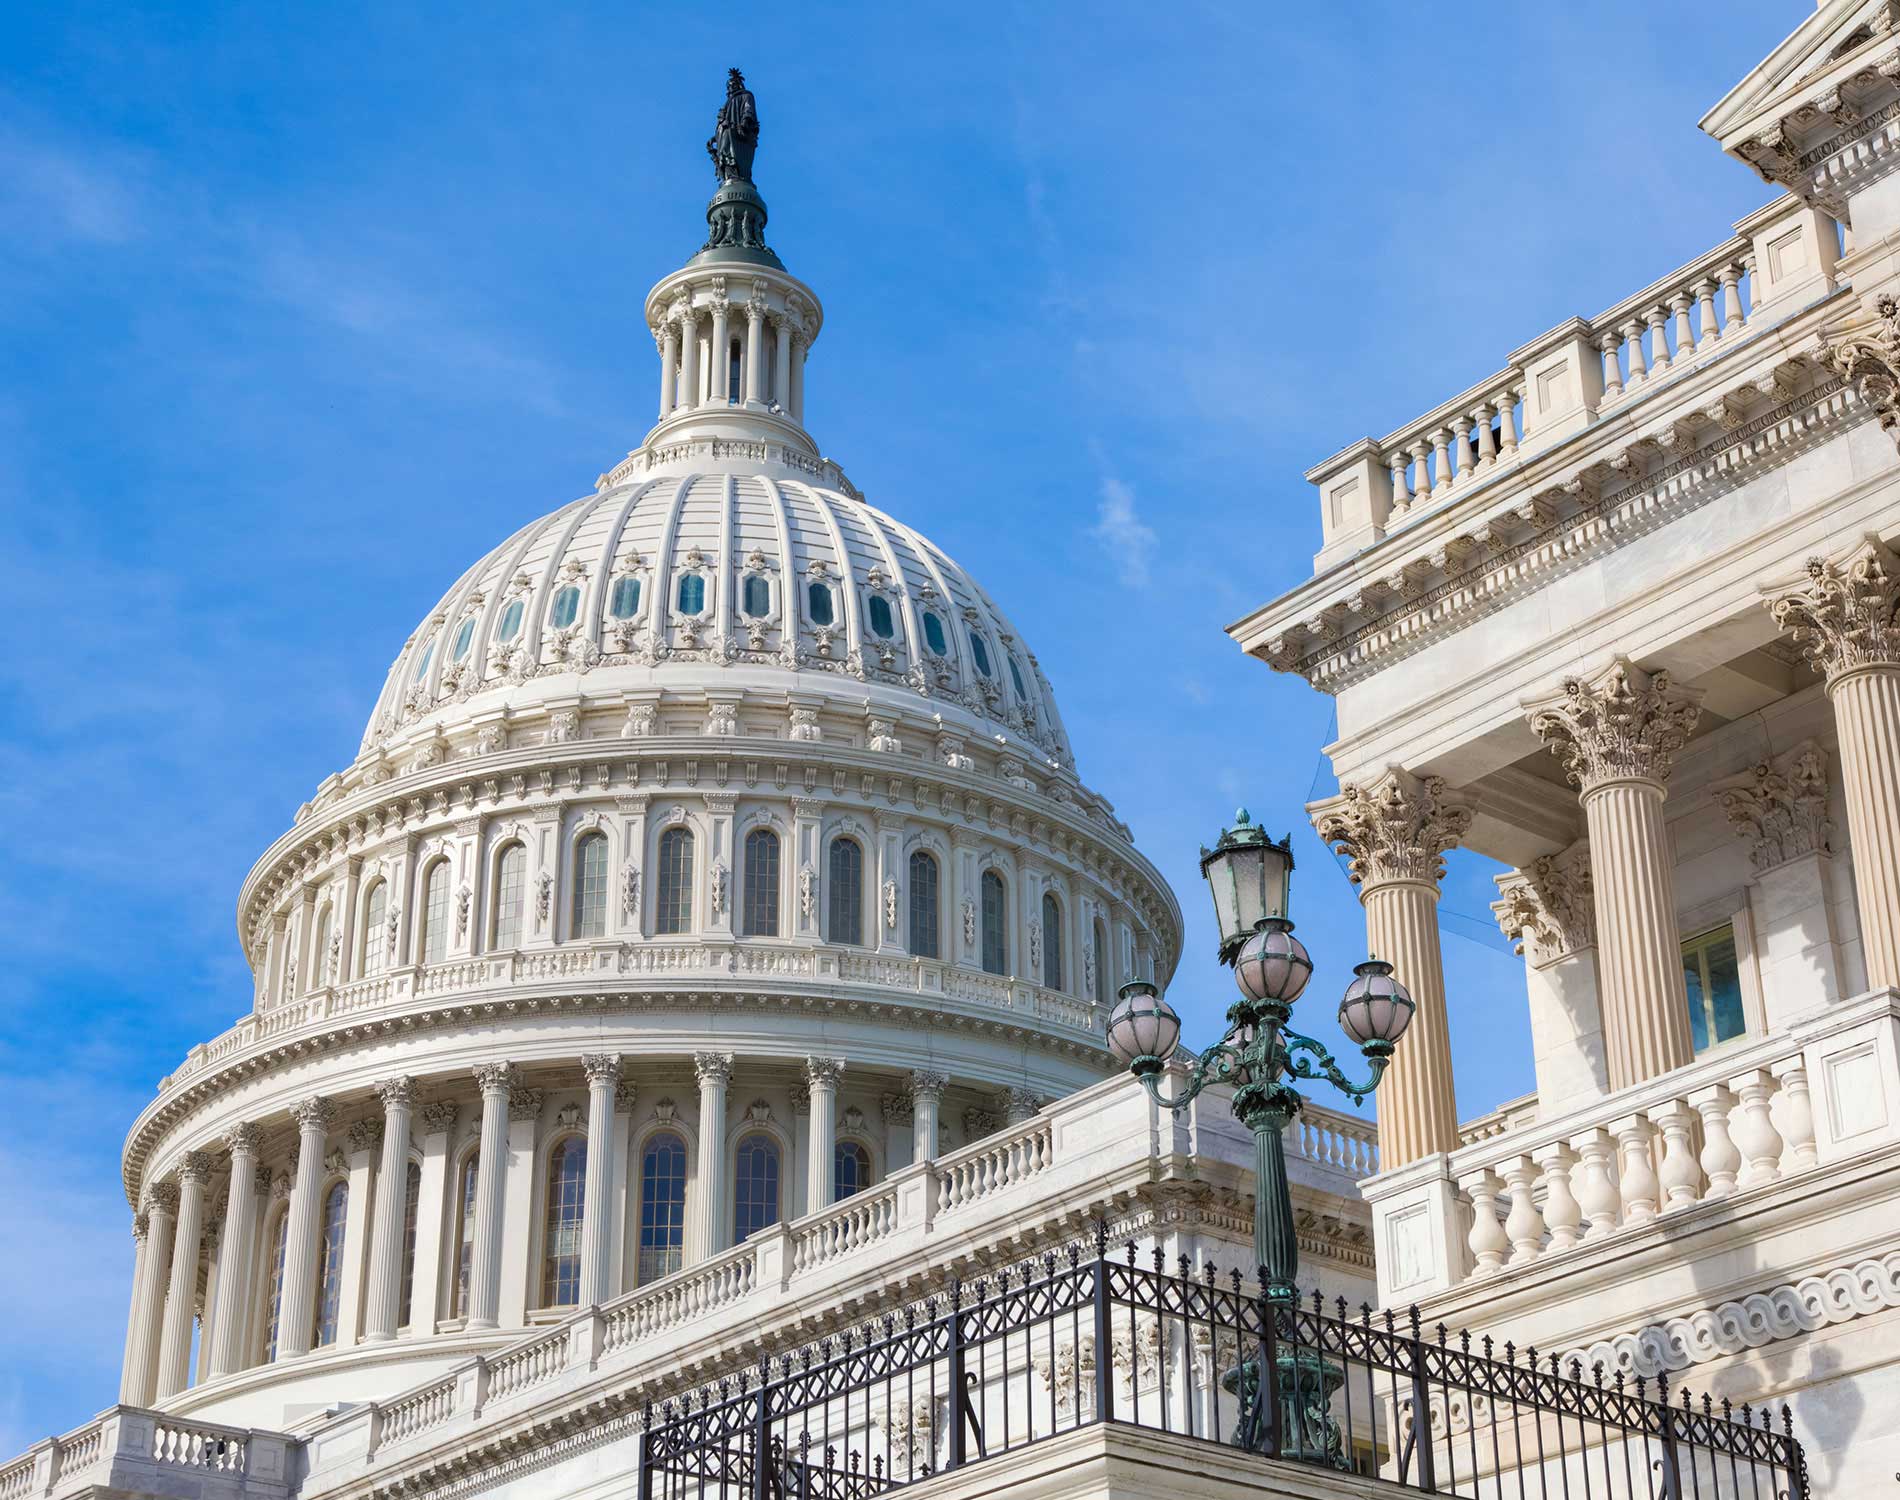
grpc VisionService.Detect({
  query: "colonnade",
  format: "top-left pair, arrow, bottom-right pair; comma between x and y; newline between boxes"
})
1312,533 -> 1900,1169
117,1052 -> 1031,1407
656,289 -> 806,423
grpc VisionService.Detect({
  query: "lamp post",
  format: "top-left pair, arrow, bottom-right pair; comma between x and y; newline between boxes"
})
1105,810 -> 1414,1459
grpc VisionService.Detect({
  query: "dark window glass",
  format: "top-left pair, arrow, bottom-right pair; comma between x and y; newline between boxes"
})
454,1155 -> 478,1318
835,1141 -> 871,1201
540,1137 -> 587,1307
497,599 -> 524,641
867,595 -> 894,638
677,574 -> 705,615
572,832 -> 609,939
1041,891 -> 1063,989
452,617 -> 476,661
398,1161 -> 422,1328
1009,655 -> 1028,699
638,1132 -> 687,1283
828,838 -> 863,946
743,575 -> 771,618
313,1183 -> 349,1347
922,612 -> 947,656
550,585 -> 580,628
734,1134 -> 780,1243
1092,920 -> 1108,1006
610,577 -> 641,619
908,850 -> 939,959
969,632 -> 993,677
743,828 -> 780,937
981,870 -> 1008,976
808,581 -> 835,626
656,827 -> 695,935
1682,925 -> 1748,1052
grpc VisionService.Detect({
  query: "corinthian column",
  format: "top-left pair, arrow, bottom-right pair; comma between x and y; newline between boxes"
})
1311,767 -> 1474,1168
155,1152 -> 213,1397
465,1062 -> 515,1332
910,1071 -> 945,1164
363,1077 -> 416,1340
1767,537 -> 1900,989
122,1187 -> 175,1404
1528,659 -> 1703,1091
689,1052 -> 732,1262
277,1097 -> 335,1359
208,1125 -> 262,1377
578,1054 -> 621,1306
805,1057 -> 842,1212
119,1213 -> 150,1401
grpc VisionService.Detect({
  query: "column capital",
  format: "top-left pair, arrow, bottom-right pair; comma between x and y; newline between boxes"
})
1490,841 -> 1595,967
507,1086 -> 544,1123
178,1150 -> 213,1186
132,1210 -> 149,1243
1764,536 -> 1900,680
418,1100 -> 460,1136
375,1075 -> 417,1111
1006,1087 -> 1042,1121
805,1055 -> 844,1090
145,1180 -> 180,1216
614,1079 -> 639,1114
1710,740 -> 1834,872
348,1118 -> 385,1155
1309,765 -> 1472,888
1525,657 -> 1703,791
473,1061 -> 518,1096
694,1050 -> 735,1088
880,1092 -> 914,1125
290,1096 -> 336,1134
222,1122 -> 262,1158
582,1053 -> 624,1087
909,1068 -> 947,1102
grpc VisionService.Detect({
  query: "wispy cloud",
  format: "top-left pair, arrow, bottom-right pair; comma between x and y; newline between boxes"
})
0,123 -> 144,251
1088,477 -> 1160,587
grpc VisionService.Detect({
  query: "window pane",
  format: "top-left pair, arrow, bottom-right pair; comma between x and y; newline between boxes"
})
1009,655 -> 1028,699
550,585 -> 580,629
1681,925 -> 1748,1053
412,640 -> 434,682
834,1142 -> 870,1201
263,1212 -> 288,1361
313,1183 -> 349,1347
540,1138 -> 587,1307
498,599 -> 524,641
1041,891 -> 1063,989
638,1133 -> 687,1284
452,617 -> 476,661
969,632 -> 992,677
454,1156 -> 479,1319
422,862 -> 450,965
494,845 -> 525,950
362,883 -> 387,977
610,576 -> 642,620
867,595 -> 894,639
742,575 -> 770,618
573,833 -> 609,939
981,871 -> 1007,976
677,574 -> 705,614
734,1134 -> 780,1243
922,612 -> 947,656
743,829 -> 780,937
829,838 -> 863,946
399,1162 -> 422,1328
1092,921 -> 1108,1006
908,851 -> 939,958
656,828 -> 694,935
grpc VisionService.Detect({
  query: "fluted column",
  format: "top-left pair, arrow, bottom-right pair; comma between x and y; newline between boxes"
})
277,1097 -> 334,1359
579,1054 -> 621,1306
676,303 -> 700,411
1768,538 -> 1900,989
744,294 -> 766,404
690,1053 -> 732,1261
122,1185 -> 175,1403
805,1057 -> 842,1213
709,298 -> 730,404
1311,767 -> 1473,1167
910,1070 -> 945,1164
119,1212 -> 150,1400
362,1077 -> 416,1341
1528,659 -> 1703,1090
656,323 -> 678,418
155,1151 -> 213,1397
465,1062 -> 515,1332
772,314 -> 792,408
207,1125 -> 262,1377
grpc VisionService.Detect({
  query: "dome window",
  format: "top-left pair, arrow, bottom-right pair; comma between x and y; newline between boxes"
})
807,581 -> 835,626
1008,655 -> 1029,699
610,577 -> 642,620
550,585 -> 580,629
969,631 -> 993,678
411,639 -> 435,683
677,574 -> 706,615
742,575 -> 771,618
867,595 -> 895,639
452,617 -> 476,662
497,600 -> 525,642
922,611 -> 948,657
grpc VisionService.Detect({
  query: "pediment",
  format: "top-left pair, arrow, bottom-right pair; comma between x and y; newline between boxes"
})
1701,0 -> 1899,149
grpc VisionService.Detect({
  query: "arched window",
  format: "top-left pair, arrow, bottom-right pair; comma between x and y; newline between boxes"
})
310,905 -> 332,991
742,575 -> 770,618
835,1141 -> 871,1201
921,611 -> 948,657
398,1161 -> 422,1328
262,1209 -> 289,1361
452,616 -> 477,662
550,585 -> 580,629
866,595 -> 894,638
677,574 -> 706,615
968,631 -> 993,678
610,576 -> 642,620
492,844 -> 526,950
828,837 -> 863,946
1008,655 -> 1029,700
452,1153 -> 478,1320
420,860 -> 450,965
656,827 -> 694,935
733,1134 -> 780,1243
743,829 -> 780,937
908,850 -> 940,959
572,832 -> 609,939
541,1136 -> 587,1307
981,870 -> 1008,976
1092,918 -> 1109,1007
807,581 -> 834,626
497,599 -> 525,641
360,881 -> 388,977
312,1182 -> 349,1348
1041,891 -> 1063,990
637,1132 -> 687,1284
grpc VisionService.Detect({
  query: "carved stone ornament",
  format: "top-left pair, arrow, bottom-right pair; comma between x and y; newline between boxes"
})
223,1122 -> 262,1158
703,702 -> 738,737
418,1100 -> 460,1136
455,883 -> 471,941
961,896 -> 977,947
1524,658 -> 1704,791
292,1096 -> 337,1135
1764,535 -> 1900,681
745,1099 -> 773,1125
798,863 -> 816,919
880,1092 -> 914,1125
962,1107 -> 998,1140
536,871 -> 554,928
710,861 -> 729,919
867,717 -> 902,753
622,703 -> 657,738
805,1055 -> 844,1090
347,1118 -> 385,1155
1309,764 -> 1474,887
614,1080 -> 639,1114
1490,842 -> 1596,968
694,1051 -> 735,1089
582,1052 -> 623,1087
882,877 -> 899,931
374,1075 -> 416,1111
1827,296 -> 1900,450
474,1061 -> 518,1096
788,706 -> 822,742
652,1096 -> 678,1123
554,1104 -> 583,1131
1710,740 -> 1834,871
508,1086 -> 545,1122
178,1149 -> 214,1185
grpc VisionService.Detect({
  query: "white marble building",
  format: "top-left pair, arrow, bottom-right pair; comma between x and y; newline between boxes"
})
1230,1 -> 1900,1494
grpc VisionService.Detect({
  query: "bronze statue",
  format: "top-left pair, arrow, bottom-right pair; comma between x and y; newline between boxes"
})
707,69 -> 759,184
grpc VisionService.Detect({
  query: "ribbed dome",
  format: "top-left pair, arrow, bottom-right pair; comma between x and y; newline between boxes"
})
359,465 -> 1076,775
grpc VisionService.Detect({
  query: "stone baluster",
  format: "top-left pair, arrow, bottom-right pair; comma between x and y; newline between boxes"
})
1719,263 -> 1746,336
363,1077 -> 416,1341
1409,441 -> 1433,506
155,1152 -> 212,1398
1527,659 -> 1703,1091
1693,279 -> 1721,350
1461,1170 -> 1508,1276
465,1064 -> 515,1332
1533,1143 -> 1581,1253
1645,306 -> 1672,376
1310,768 -> 1473,1168
1429,429 -> 1453,497
277,1096 -> 334,1359
1599,330 -> 1624,400
1689,1083 -> 1741,1199
1731,1068 -> 1784,1190
657,323 -> 678,418
207,1125 -> 262,1377
1765,539 -> 1900,988
910,1070 -> 945,1164
1451,416 -> 1475,482
1773,1059 -> 1818,1171
1495,389 -> 1519,461
1610,1114 -> 1659,1224
1740,254 -> 1758,321
1670,294 -> 1695,362
1500,1155 -> 1544,1266
690,1052 -> 733,1261
123,1184 -> 177,1402
1621,318 -> 1648,388
578,1054 -> 621,1307
1388,450 -> 1412,518
1474,405 -> 1498,470
1572,1127 -> 1619,1240
1651,1100 -> 1701,1212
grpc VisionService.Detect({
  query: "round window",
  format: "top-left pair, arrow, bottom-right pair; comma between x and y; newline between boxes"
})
497,599 -> 525,642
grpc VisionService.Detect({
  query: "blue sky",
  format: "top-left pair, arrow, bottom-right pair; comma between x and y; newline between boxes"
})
0,0 -> 1801,1449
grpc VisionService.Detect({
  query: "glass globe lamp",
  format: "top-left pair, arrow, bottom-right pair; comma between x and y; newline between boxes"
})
1337,959 -> 1415,1052
1106,980 -> 1181,1074
1233,917 -> 1312,1005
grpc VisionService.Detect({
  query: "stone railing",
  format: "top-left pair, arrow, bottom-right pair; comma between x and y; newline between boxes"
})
1366,987 -> 1900,1307
1454,1092 -> 1540,1148
0,1408 -> 293,1500
1289,1101 -> 1381,1176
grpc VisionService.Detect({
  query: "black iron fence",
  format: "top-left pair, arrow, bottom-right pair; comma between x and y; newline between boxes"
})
639,1227 -> 1808,1500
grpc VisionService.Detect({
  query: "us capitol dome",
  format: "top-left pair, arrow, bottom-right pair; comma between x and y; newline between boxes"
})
115,71 -> 1182,1427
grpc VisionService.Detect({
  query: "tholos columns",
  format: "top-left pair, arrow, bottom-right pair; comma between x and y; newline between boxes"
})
277,1096 -> 335,1359
1528,658 -> 1704,1091
910,1071 -> 945,1164
657,323 -> 679,419
208,1126 -> 263,1378
772,313 -> 792,408
805,1057 -> 842,1213
578,1054 -> 622,1306
690,1052 -> 733,1261
744,293 -> 766,404
709,297 -> 730,404
363,1076 -> 416,1341
676,303 -> 700,410
118,1213 -> 150,1401
1311,766 -> 1473,1168
156,1151 -> 214,1398
1767,538 -> 1900,989
122,1183 -> 177,1403
465,1062 -> 516,1332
